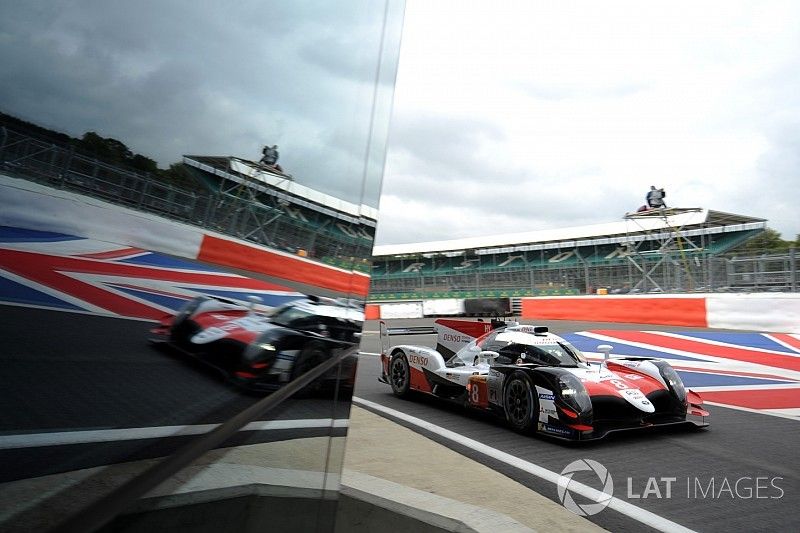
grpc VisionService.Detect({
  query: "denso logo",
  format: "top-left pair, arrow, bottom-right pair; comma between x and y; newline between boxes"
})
442,333 -> 466,343
408,354 -> 429,366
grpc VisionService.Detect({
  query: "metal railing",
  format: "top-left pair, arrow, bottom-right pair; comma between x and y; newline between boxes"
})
369,248 -> 799,297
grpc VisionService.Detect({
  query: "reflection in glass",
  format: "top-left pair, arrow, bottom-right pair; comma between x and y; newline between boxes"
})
0,1 -> 403,531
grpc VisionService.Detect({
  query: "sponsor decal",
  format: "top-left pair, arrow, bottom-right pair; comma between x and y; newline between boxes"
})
542,423 -> 573,436
624,373 -> 645,380
408,353 -> 429,366
538,393 -> 555,401
442,333 -> 468,343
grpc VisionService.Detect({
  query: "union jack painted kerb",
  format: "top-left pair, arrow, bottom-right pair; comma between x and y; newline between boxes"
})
0,226 -> 303,320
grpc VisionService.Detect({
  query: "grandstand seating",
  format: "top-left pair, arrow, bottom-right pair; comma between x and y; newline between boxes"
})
370,211 -> 767,299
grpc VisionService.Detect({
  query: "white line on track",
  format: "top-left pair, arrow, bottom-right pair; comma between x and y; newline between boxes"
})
704,401 -> 800,421
0,419 -> 348,450
353,397 -> 697,533
764,333 -> 800,355
647,330 -> 800,357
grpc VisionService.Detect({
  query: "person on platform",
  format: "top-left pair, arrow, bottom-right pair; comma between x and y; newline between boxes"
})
260,144 -> 279,166
646,185 -> 666,209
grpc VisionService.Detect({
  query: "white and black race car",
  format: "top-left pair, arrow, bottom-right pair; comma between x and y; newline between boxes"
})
152,295 -> 363,392
379,319 -> 709,441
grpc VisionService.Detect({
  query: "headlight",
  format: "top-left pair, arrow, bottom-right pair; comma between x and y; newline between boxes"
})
653,361 -> 686,402
243,334 -> 279,363
556,373 -> 592,413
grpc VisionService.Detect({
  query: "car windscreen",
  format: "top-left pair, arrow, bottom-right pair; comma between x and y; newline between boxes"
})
496,331 -> 586,365
510,342 -> 585,367
270,305 -> 316,328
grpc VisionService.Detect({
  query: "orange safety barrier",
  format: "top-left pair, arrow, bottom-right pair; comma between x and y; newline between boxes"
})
364,304 -> 381,320
520,297 -> 708,327
198,235 -> 370,297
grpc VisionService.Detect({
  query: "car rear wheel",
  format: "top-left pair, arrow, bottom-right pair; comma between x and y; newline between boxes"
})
292,341 -> 327,379
389,351 -> 410,398
287,340 -> 328,397
504,372 -> 537,434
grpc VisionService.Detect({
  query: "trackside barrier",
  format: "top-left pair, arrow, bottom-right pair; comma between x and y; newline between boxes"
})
706,293 -> 800,333
0,174 -> 370,297
378,302 -> 424,319
367,294 -> 800,333
520,295 -> 708,327
463,297 -> 511,317
422,298 -> 465,316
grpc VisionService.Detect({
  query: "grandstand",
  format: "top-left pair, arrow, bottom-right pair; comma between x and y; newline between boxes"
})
182,156 -> 377,272
369,208 -> 767,300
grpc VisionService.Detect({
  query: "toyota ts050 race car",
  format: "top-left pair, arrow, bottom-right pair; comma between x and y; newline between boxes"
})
152,295 -> 363,392
379,319 -> 709,441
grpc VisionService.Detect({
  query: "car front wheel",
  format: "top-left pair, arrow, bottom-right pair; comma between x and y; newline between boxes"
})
503,372 -> 537,434
389,351 -> 411,398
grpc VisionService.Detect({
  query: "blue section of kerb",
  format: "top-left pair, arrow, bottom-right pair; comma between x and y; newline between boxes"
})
677,370 -> 792,388
0,275 -> 84,311
561,333 -> 704,362
109,285 -> 190,312
669,331 -> 799,354
188,287 -> 303,308
0,226 -> 83,242
120,253 -> 225,272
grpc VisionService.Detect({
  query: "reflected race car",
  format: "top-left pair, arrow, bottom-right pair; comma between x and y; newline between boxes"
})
379,319 -> 709,441
152,295 -> 363,391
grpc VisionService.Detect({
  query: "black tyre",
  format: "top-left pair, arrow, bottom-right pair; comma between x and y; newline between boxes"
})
389,351 -> 411,398
291,340 -> 327,381
169,318 -> 200,349
168,296 -> 207,348
503,372 -> 537,434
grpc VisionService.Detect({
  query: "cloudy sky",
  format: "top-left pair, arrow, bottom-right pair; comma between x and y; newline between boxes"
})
375,0 -> 800,245
1,1 -> 798,246
0,0 -> 401,209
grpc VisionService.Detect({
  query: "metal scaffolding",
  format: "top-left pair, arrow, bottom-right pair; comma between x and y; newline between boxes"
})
623,207 -> 704,292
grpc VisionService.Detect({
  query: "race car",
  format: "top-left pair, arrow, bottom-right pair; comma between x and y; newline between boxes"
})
152,295 -> 363,392
379,319 -> 709,441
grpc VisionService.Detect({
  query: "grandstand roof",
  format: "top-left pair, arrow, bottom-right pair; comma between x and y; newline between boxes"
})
372,208 -> 766,257
184,155 -> 378,223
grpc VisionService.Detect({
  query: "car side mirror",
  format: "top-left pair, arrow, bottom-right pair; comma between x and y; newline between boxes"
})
596,344 -> 613,360
478,350 -> 500,364
247,295 -> 262,311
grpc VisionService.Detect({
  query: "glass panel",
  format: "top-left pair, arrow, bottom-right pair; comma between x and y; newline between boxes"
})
0,1 -> 403,531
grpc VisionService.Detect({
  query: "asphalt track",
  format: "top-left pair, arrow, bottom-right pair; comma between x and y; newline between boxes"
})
0,305 -> 350,482
1,308 -> 798,532
355,319 -> 800,533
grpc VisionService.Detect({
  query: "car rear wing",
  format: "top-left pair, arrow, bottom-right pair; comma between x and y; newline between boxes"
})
378,318 -> 514,358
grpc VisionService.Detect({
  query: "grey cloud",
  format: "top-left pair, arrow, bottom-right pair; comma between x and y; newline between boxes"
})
518,81 -> 649,101
0,1 -> 399,206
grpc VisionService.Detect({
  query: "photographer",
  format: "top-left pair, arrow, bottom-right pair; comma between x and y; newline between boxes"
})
646,185 -> 667,208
